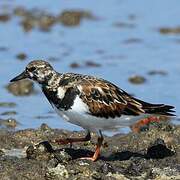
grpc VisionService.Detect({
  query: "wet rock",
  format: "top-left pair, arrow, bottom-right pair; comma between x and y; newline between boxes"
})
99,163 -> 115,174
47,57 -> 59,62
0,46 -> 8,51
14,7 -> 56,32
16,53 -> 27,60
40,123 -> 52,132
6,79 -> 35,96
3,148 -> 26,158
106,173 -> 129,180
34,115 -> 53,120
26,141 -> 54,161
53,149 -> 72,163
0,102 -> 16,108
128,75 -> 146,84
151,167 -> 180,179
0,123 -> 179,179
159,27 -> 180,34
70,61 -> 101,68
13,6 -> 29,17
146,138 -> 175,159
0,118 -> 19,128
26,140 -> 72,163
46,164 -> 69,179
21,17 -> 34,32
114,22 -> 136,29
128,14 -> 137,21
1,111 -> 17,116
58,10 -> 95,26
85,61 -> 101,67
148,70 -> 168,76
0,13 -> 10,22
13,7 -> 96,32
38,14 -> 56,32
70,62 -> 81,68
95,49 -> 105,54
123,38 -> 143,44
0,149 -> 5,156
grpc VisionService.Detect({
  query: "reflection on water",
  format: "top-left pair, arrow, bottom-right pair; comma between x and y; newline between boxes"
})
0,0 -> 179,132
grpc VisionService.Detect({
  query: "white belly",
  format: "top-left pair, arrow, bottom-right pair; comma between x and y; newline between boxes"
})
53,96 -> 150,132
55,107 -> 149,132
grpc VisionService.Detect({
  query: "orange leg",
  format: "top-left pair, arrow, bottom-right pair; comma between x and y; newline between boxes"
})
80,130 -> 104,162
55,131 -> 91,146
131,116 -> 160,133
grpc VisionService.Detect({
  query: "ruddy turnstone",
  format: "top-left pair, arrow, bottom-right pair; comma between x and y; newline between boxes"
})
10,60 -> 175,161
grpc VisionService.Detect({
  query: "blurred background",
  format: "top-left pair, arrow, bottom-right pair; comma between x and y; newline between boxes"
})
0,0 -> 179,132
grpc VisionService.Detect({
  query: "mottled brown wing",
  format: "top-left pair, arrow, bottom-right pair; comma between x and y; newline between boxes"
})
78,78 -> 145,118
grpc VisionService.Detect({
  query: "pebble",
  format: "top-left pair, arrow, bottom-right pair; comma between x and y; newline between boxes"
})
128,75 -> 146,84
6,79 -> 35,96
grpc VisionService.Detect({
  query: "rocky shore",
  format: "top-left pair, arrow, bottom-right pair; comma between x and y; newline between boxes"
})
0,122 -> 179,179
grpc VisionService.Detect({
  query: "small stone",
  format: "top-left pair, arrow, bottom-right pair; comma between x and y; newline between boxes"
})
6,79 -> 35,96
0,102 -> 16,108
123,38 -> 143,44
147,70 -> 168,76
16,53 -> 27,60
70,62 -> 81,68
1,111 -> 17,116
0,47 -> 8,51
106,172 -> 129,180
0,14 -> 10,22
47,158 -> 59,168
0,149 -> 5,156
46,164 -> 69,179
58,10 -> 94,26
85,61 -> 101,67
21,18 -> 34,32
91,171 -> 101,179
26,141 -> 53,160
38,14 -> 56,32
40,123 -> 51,131
99,163 -> 115,174
146,138 -> 175,159
53,149 -> 72,163
114,22 -> 135,29
0,118 -> 19,128
159,27 -> 180,34
13,6 -> 28,16
128,75 -> 146,84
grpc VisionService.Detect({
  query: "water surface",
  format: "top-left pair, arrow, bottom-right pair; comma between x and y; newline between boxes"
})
0,0 -> 179,132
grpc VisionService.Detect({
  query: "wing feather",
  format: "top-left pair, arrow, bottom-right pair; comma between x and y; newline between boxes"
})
78,78 -> 145,118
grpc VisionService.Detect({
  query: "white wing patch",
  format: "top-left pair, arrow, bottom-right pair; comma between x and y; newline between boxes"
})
57,87 -> 66,99
71,96 -> 89,114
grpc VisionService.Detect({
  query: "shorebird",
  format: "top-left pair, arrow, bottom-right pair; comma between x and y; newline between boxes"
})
10,60 -> 175,161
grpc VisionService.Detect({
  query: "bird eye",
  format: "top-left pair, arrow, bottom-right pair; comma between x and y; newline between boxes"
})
28,67 -> 36,72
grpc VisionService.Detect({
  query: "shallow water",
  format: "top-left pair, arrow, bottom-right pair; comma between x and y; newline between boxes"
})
0,0 -> 180,133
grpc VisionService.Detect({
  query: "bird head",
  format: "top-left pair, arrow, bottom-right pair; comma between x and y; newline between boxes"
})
10,60 -> 54,84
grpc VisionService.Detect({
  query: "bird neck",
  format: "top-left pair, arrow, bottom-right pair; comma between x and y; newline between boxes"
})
42,71 -> 62,89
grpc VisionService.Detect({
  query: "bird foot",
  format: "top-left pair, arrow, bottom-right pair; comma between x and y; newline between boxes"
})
80,156 -> 98,162
131,116 -> 160,133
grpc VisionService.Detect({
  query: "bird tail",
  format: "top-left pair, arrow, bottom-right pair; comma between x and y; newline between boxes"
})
135,99 -> 175,116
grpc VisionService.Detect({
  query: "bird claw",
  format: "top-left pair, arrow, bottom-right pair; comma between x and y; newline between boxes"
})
80,157 -> 97,162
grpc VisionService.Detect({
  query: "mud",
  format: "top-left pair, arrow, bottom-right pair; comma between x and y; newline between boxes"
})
0,122 -> 179,179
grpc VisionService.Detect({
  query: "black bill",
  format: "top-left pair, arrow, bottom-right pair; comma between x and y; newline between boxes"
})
10,71 -> 27,82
